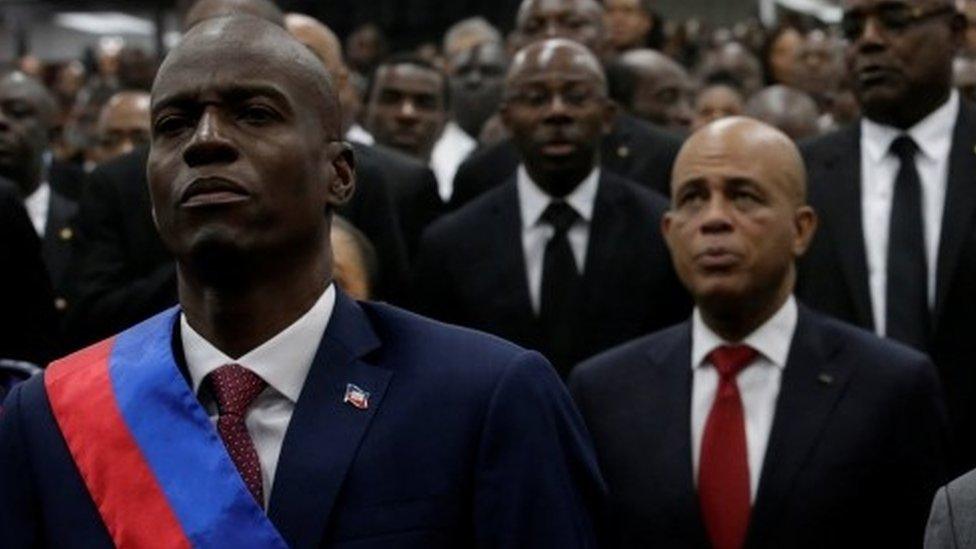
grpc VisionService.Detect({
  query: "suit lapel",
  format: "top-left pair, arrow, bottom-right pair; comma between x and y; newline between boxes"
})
934,104 -> 976,331
747,307 -> 851,544
639,325 -> 710,546
817,125 -> 875,328
492,179 -> 540,341
267,291 -> 392,548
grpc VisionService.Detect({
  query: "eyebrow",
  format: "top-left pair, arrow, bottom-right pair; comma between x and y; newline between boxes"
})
151,83 -> 294,118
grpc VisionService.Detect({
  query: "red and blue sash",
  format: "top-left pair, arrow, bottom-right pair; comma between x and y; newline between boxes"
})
45,308 -> 288,548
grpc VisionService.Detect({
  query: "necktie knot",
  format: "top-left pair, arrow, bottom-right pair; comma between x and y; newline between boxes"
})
890,135 -> 918,163
208,363 -> 267,417
709,345 -> 758,381
541,200 -> 580,234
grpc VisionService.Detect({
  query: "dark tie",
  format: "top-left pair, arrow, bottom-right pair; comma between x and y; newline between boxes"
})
699,344 -> 758,549
886,135 -> 929,350
208,363 -> 267,506
539,200 -> 582,373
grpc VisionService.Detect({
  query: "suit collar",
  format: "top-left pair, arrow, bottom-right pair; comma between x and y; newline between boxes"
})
817,125 -> 875,328
267,289 -> 391,548
747,306 -> 852,544
516,164 -> 601,227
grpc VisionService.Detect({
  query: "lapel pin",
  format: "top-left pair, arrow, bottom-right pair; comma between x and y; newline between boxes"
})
343,383 -> 370,410
617,145 -> 630,158
818,373 -> 834,385
59,227 -> 73,241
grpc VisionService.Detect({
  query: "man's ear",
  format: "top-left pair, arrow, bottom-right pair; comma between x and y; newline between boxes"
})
326,141 -> 356,207
792,205 -> 818,258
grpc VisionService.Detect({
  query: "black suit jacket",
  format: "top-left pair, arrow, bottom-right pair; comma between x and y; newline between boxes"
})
570,306 -> 950,548
0,178 -> 58,365
449,114 -> 684,209
66,145 -> 410,349
47,159 -> 85,202
412,171 -> 690,376
797,104 -> 976,473
41,189 -> 78,312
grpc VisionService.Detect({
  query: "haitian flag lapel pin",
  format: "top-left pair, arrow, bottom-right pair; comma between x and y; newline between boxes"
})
343,383 -> 370,410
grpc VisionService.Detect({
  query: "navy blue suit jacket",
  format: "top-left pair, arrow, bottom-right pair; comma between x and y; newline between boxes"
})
569,305 -> 950,549
1,291 -> 605,548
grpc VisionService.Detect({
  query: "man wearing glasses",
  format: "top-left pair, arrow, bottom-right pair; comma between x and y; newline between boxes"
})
797,0 -> 976,474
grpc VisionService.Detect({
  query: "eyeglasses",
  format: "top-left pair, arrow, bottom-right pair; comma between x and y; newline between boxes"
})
840,2 -> 956,41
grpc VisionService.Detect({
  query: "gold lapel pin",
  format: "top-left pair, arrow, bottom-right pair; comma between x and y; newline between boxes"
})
59,227 -> 73,241
818,373 -> 834,385
617,145 -> 630,158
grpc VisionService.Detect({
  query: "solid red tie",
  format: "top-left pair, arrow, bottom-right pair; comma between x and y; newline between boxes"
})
699,344 -> 758,549
208,363 -> 268,506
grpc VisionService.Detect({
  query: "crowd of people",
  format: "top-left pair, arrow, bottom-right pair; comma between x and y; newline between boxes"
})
3,0 -> 976,546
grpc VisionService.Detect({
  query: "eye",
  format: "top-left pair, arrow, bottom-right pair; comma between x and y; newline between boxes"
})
677,187 -> 707,208
238,104 -> 278,124
153,114 -> 192,136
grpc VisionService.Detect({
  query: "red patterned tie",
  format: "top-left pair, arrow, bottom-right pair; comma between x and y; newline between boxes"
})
208,364 -> 267,506
699,345 -> 758,549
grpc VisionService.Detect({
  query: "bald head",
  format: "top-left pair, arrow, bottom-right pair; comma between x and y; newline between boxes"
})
183,0 -> 284,30
156,15 -> 340,134
285,13 -> 345,79
95,90 -> 151,163
614,49 -> 693,129
745,85 -> 820,142
619,49 -> 685,75
506,38 -> 606,96
675,116 -> 806,205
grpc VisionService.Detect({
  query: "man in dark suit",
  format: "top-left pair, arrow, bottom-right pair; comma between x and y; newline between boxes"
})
413,39 -> 689,376
0,17 -> 603,548
0,177 -> 58,366
0,70 -> 79,319
449,0 -> 683,209
571,118 -> 949,548
796,0 -> 976,472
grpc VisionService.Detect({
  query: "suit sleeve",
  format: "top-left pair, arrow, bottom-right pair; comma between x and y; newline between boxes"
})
64,167 -> 176,346
924,486 -> 958,549
0,384 -> 40,548
473,351 -> 606,548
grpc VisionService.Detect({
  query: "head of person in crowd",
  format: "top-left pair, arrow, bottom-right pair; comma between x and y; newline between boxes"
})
364,56 -> 449,162
793,30 -> 845,100
147,15 -> 354,315
331,215 -> 378,301
479,113 -> 510,146
443,17 -> 504,59
957,0 -> 976,52
841,0 -> 964,129
0,71 -> 57,197
762,25 -> 804,86
515,0 -> 608,58
953,52 -> 976,100
182,0 -> 284,30
691,81 -> 745,131
52,61 -> 87,110
285,13 -> 363,136
662,117 -> 817,339
92,90 -> 151,165
501,38 -> 616,197
745,85 -> 821,141
447,39 -> 509,138
697,41 -> 764,97
608,48 -> 693,131
116,46 -> 159,91
346,23 -> 389,76
603,0 -> 664,52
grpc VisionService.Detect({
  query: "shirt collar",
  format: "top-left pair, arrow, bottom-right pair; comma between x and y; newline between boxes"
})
181,283 -> 336,403
23,181 -> 50,236
516,164 -> 600,230
691,295 -> 798,370
861,89 -> 959,164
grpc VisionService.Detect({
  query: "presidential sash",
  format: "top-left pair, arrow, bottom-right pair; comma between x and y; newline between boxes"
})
45,307 -> 288,549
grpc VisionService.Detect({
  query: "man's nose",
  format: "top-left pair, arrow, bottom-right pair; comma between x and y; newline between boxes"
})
699,195 -> 735,233
182,108 -> 239,167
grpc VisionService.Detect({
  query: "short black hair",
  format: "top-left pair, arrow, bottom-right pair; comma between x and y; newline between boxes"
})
364,54 -> 450,109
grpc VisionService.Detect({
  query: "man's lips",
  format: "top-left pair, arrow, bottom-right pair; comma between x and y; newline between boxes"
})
180,176 -> 250,208
856,65 -> 900,87
540,141 -> 578,156
695,248 -> 741,269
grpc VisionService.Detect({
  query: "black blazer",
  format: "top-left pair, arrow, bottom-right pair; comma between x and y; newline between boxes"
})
0,178 -> 58,365
449,114 -> 684,209
41,188 -> 78,312
48,159 -> 85,202
412,171 -> 690,376
797,103 -> 976,473
569,306 -> 950,549
66,145 -> 410,349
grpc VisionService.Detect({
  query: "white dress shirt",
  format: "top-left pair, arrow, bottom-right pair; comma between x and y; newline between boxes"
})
181,284 -> 336,508
691,296 -> 798,501
517,165 -> 600,314
23,181 -> 50,237
345,123 -> 375,146
430,121 -> 477,202
860,90 -> 957,336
